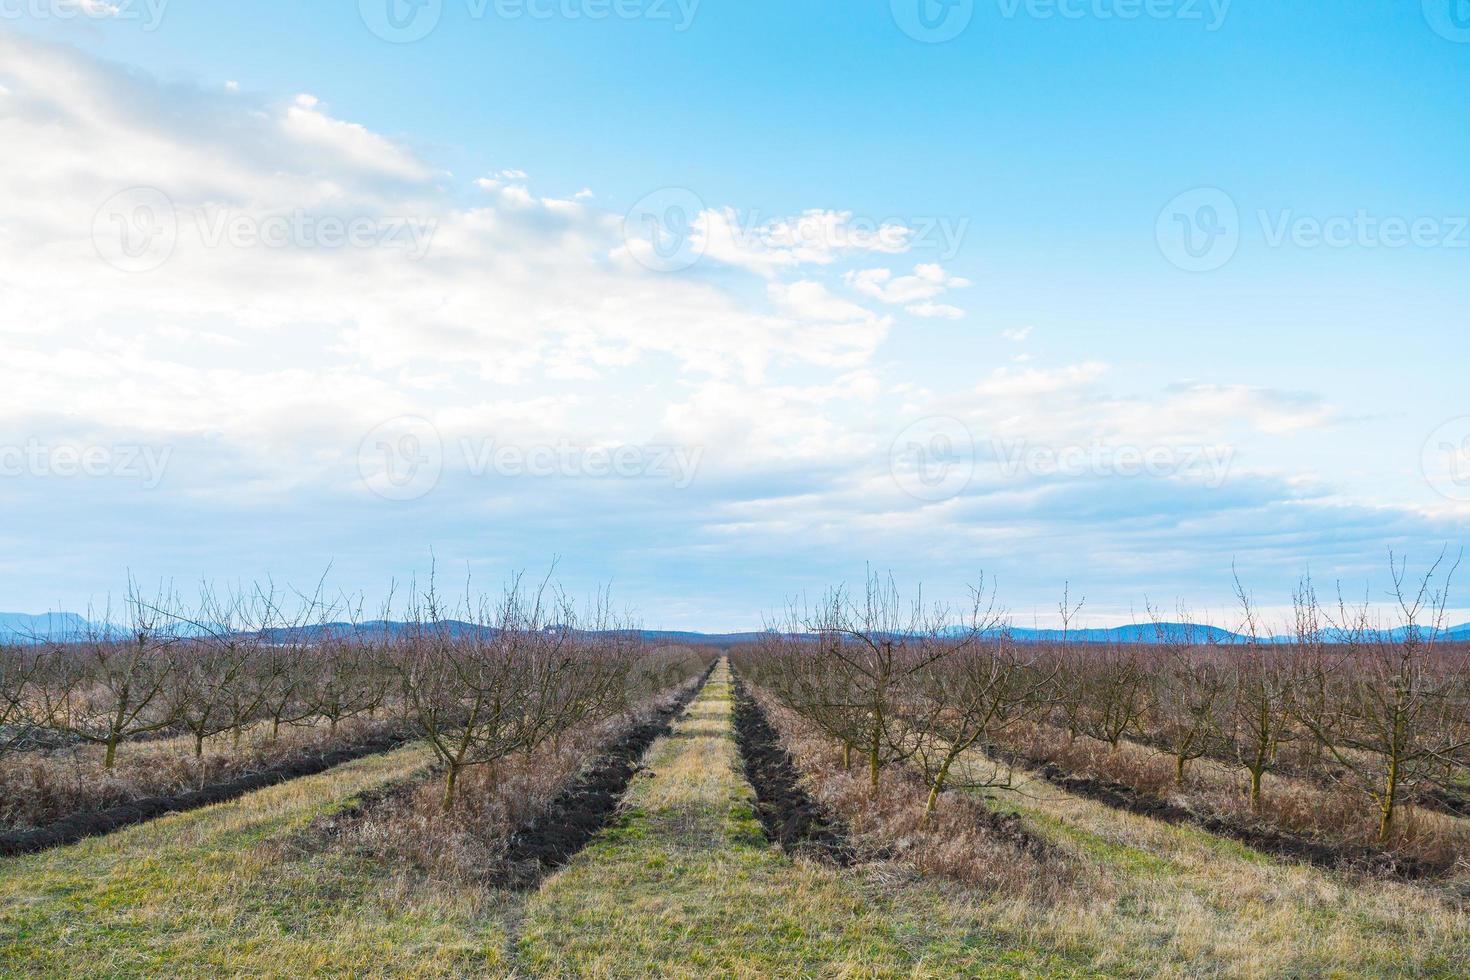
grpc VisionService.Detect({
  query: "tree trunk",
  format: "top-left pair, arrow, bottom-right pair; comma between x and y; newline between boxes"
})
1377,757 -> 1399,844
921,754 -> 956,829
868,729 -> 881,790
441,764 -> 460,811
103,733 -> 120,770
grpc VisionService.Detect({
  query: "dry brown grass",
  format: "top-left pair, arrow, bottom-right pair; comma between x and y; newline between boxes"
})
326,684 -> 697,885
753,692 -> 1078,899
339,719 -> 613,882
1001,720 -> 1470,871
0,716 -> 400,830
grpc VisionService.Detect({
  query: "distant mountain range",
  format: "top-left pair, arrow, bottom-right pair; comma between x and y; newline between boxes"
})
0,612 -> 92,643
952,622 -> 1470,645
989,623 -> 1248,644
4,613 -> 1469,647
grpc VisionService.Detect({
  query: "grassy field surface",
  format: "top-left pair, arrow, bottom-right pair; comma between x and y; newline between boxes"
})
945,749 -> 1470,977
516,662 -> 1087,978
2,660 -> 1466,978
0,741 -> 521,978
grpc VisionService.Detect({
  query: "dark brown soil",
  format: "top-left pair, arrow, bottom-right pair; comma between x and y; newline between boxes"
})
730,675 -> 853,864
490,663 -> 715,889
0,730 -> 416,857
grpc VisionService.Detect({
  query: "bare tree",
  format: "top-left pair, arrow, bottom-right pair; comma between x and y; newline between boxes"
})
401,572 -> 634,810
1148,605 -> 1227,784
777,571 -> 971,790
29,581 -> 183,769
168,584 -> 268,759
1048,586 -> 1089,746
0,640 -> 40,759
1228,571 -> 1298,810
1296,551 -> 1470,842
911,585 -> 1051,826
1076,644 -> 1151,754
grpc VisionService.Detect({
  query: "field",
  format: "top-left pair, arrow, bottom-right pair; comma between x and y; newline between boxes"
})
3,638 -> 1468,978
2,574 -> 1469,977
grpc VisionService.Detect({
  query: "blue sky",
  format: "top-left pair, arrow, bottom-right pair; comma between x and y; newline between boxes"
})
1,2 -> 1467,630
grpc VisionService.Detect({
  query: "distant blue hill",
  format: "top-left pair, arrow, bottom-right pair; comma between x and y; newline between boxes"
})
992,623 -> 1249,645
255,622 -> 769,646
5,614 -> 1470,647
992,623 -> 1470,645
0,612 -> 92,643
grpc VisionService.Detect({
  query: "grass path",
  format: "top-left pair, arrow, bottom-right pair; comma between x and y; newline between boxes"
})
516,660 -> 1084,978
0,741 -> 518,978
945,746 -> 1470,977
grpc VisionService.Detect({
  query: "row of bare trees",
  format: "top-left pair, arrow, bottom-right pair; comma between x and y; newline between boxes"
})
739,556 -> 1470,843
2,581 -> 398,768
745,571 -> 1053,828
1,575 -> 709,811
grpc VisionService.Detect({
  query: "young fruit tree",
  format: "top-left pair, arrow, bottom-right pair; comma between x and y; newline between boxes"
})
29,583 -> 183,769
1295,552 -> 1470,843
911,593 -> 1052,827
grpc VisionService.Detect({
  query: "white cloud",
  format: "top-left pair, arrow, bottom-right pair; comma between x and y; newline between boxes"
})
281,96 -> 431,182
0,33 -> 897,484
905,302 -> 964,319
845,263 -> 971,310
973,362 -> 1109,399
768,280 -> 883,324
58,0 -> 120,15
693,208 -> 914,277
1002,326 -> 1032,342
